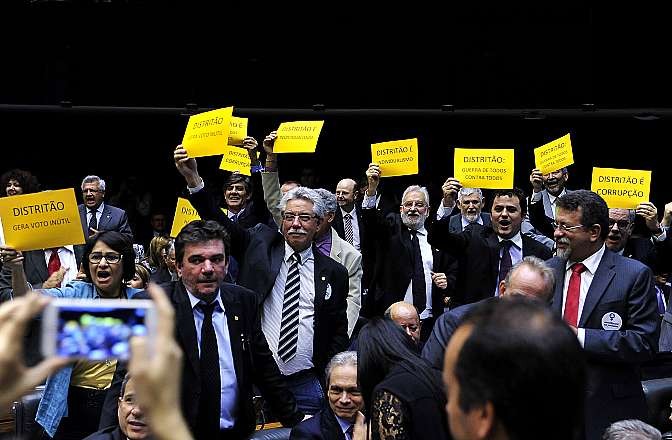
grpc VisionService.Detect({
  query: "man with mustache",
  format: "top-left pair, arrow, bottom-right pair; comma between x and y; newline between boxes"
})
435,178 -> 490,232
360,163 -> 457,341
528,167 -> 572,239
429,186 -> 552,307
174,146 -> 349,416
546,190 -> 658,440
78,175 -> 133,241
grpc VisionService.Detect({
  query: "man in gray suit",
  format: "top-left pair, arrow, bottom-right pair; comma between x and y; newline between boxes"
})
78,175 -> 133,241
435,178 -> 490,231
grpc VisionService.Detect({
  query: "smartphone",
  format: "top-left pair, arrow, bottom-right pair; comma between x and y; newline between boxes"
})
41,299 -> 156,361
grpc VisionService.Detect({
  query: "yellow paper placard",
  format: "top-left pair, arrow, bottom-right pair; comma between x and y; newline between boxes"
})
534,133 -> 574,175
454,148 -> 515,189
170,198 -> 201,238
0,189 -> 85,251
371,138 -> 419,177
219,145 -> 252,176
228,117 -> 248,146
273,121 -> 324,153
591,167 -> 651,209
181,107 -> 234,158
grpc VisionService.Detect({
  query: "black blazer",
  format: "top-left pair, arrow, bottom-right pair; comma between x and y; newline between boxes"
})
361,209 -> 458,317
428,220 -> 553,306
168,281 -> 303,436
78,203 -> 133,241
333,205 -> 373,287
290,408 -> 346,440
189,189 -> 350,374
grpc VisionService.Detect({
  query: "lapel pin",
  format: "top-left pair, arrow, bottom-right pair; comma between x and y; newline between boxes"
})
234,316 -> 239,320
321,276 -> 326,281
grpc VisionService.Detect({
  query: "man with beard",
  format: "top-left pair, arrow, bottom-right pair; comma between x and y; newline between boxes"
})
361,163 -> 457,340
546,190 -> 658,440
435,178 -> 490,232
429,187 -> 552,307
528,167 -> 572,239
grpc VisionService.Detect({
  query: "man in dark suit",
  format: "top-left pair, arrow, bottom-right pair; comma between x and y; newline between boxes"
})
528,166 -> 571,238
79,175 -> 133,241
175,145 -> 349,415
290,351 -> 362,440
429,186 -> 552,307
361,163 -> 458,339
334,178 -> 366,252
547,190 -> 659,440
421,256 -> 555,370
435,177 -> 491,232
165,219 -> 302,439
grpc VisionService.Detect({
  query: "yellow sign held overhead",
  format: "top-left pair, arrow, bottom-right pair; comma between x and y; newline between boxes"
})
371,138 -> 419,177
228,117 -> 248,146
220,145 -> 252,176
273,121 -> 324,153
181,107 -> 234,158
591,167 -> 651,209
170,198 -> 201,238
0,189 -> 85,251
534,133 -> 574,175
454,148 -> 515,189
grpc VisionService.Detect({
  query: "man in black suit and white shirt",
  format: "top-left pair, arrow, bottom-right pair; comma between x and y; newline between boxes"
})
435,178 -> 491,232
528,167 -> 571,239
174,145 -> 349,415
78,175 -> 133,241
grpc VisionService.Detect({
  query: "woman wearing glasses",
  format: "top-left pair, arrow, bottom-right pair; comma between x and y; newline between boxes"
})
4,231 -> 143,440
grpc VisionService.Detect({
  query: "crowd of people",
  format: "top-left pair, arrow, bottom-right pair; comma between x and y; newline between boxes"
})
0,128 -> 671,440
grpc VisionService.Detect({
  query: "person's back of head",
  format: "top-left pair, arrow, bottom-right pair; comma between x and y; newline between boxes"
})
602,419 -> 661,440
444,297 -> 586,440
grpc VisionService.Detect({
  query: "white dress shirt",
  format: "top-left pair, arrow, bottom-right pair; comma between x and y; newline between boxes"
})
44,247 -> 79,285
403,227 -> 434,320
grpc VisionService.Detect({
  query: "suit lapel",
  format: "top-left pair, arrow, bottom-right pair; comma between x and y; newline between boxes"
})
400,227 -> 413,265
221,286 -> 244,384
329,229 -> 342,260
27,251 -> 49,282
550,258 -> 566,315
98,205 -> 112,230
270,236 -> 285,284
485,230 -> 500,283
79,205 -> 88,236
542,191 -> 554,218
579,251 -> 616,326
173,282 -> 200,376
313,248 -> 327,313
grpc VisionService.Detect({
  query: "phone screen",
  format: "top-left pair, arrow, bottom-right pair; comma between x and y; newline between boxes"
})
55,304 -> 149,360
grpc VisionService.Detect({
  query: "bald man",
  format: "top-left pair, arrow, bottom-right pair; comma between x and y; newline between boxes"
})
334,178 -> 365,251
385,301 -> 422,347
421,256 -> 555,370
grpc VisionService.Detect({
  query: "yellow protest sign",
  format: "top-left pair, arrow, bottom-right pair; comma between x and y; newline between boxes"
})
181,107 -> 233,158
591,167 -> 651,208
170,198 -> 201,238
454,148 -> 515,189
371,138 -> 419,177
0,189 -> 85,251
219,145 -> 252,176
534,133 -> 574,174
273,121 -> 324,153
228,116 -> 248,146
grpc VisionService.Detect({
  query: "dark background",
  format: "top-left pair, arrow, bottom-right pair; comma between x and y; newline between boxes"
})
1,3 -> 670,231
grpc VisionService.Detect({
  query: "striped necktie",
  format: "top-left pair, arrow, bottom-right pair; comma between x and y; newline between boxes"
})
343,213 -> 354,246
278,252 -> 301,363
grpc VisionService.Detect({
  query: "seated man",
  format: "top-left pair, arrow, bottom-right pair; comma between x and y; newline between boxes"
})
84,374 -> 149,440
290,351 -> 362,439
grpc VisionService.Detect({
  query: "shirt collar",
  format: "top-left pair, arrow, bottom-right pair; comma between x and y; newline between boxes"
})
335,415 -> 354,436
90,202 -> 105,214
45,245 -> 75,253
340,206 -> 355,216
565,244 -> 606,274
185,287 -> 223,311
462,215 -> 484,228
409,226 -> 428,236
547,189 -> 566,205
497,232 -> 522,249
284,242 -> 314,264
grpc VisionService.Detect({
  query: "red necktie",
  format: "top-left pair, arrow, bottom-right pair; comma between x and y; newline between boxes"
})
563,263 -> 586,327
48,249 -> 62,287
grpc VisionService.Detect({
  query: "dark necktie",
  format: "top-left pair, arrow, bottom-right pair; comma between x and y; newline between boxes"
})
197,302 -> 221,438
346,423 -> 354,439
563,263 -> 586,327
498,240 -> 513,287
409,230 -> 426,312
231,212 -> 239,223
47,249 -> 62,287
278,253 -> 301,363
88,209 -> 98,234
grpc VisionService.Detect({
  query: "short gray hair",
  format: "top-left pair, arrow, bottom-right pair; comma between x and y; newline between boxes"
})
504,256 -> 555,301
325,351 -> 357,385
602,419 -> 661,440
81,175 -> 106,192
314,188 -> 337,214
458,187 -> 483,201
401,185 -> 430,206
279,187 -> 327,219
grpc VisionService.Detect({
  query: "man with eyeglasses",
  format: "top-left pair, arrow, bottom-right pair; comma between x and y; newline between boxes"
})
429,186 -> 552,308
78,175 -> 133,241
546,190 -> 658,440
290,351 -> 362,440
174,145 -> 349,416
361,163 -> 457,341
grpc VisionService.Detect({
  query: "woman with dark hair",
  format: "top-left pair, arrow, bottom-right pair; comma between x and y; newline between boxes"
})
357,318 -> 449,440
3,231 -> 144,440
127,263 -> 151,289
0,168 -> 41,196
